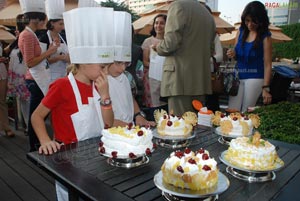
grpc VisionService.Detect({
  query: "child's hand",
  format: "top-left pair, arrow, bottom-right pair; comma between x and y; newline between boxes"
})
95,70 -> 110,99
39,141 -> 61,155
135,116 -> 156,127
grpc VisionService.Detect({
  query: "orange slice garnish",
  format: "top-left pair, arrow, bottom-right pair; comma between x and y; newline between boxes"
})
199,110 -> 213,115
192,100 -> 203,111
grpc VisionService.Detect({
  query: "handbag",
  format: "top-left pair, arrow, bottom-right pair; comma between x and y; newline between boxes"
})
211,57 -> 224,94
223,63 -> 240,96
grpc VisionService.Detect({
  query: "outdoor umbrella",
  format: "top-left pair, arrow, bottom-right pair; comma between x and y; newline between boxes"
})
219,22 -> 292,46
0,25 -> 15,43
133,0 -> 234,35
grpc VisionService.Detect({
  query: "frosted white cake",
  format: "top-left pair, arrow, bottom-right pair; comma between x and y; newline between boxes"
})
161,148 -> 218,190
99,124 -> 154,158
212,112 -> 260,136
225,133 -> 284,170
154,110 -> 197,137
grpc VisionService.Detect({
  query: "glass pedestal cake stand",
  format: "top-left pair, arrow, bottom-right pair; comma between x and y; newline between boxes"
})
100,150 -> 154,168
219,151 -> 284,183
154,171 -> 229,201
152,129 -> 196,149
213,127 -> 253,145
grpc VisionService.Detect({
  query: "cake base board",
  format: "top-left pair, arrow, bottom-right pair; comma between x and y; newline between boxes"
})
162,192 -> 218,201
107,155 -> 149,168
226,166 -> 276,183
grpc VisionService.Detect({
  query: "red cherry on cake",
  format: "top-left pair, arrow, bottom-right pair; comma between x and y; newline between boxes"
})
145,124 -> 150,129
145,148 -> 151,155
198,148 -> 205,154
98,141 -> 103,147
137,130 -> 144,136
233,117 -> 238,121
167,121 -> 173,126
111,151 -> 118,158
175,151 -> 184,158
177,166 -> 184,173
244,116 -> 249,120
202,165 -> 211,171
128,122 -> 133,130
171,114 -> 175,117
163,115 -> 168,119
220,113 -> 225,118
188,158 -> 197,165
202,153 -> 209,160
184,148 -> 191,154
129,152 -> 136,158
99,147 -> 105,153
241,113 -> 245,117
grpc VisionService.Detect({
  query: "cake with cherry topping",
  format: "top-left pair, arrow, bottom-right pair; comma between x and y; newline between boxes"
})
154,109 -> 197,136
225,132 -> 284,170
211,111 -> 260,136
99,123 -> 155,158
161,148 -> 218,190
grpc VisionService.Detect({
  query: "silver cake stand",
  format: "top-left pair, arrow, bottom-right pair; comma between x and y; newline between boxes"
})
107,155 -> 149,168
214,127 -> 253,145
154,171 -> 229,201
220,151 -> 284,183
152,129 -> 195,149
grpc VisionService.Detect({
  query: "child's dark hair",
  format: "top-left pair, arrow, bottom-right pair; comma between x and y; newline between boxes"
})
46,19 -> 62,30
23,12 -> 47,25
150,14 -> 167,37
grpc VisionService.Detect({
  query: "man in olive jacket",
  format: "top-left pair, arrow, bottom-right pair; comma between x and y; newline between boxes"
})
154,0 -> 215,115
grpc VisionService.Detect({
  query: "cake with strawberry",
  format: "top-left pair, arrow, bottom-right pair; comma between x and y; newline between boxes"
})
99,124 -> 154,158
161,148 -> 218,190
154,109 -> 197,137
211,111 -> 260,136
225,132 -> 284,170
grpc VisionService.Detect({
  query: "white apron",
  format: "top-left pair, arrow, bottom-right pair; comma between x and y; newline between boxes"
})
47,31 -> 69,82
68,73 -> 103,141
26,27 -> 51,95
149,48 -> 165,81
108,74 -> 134,123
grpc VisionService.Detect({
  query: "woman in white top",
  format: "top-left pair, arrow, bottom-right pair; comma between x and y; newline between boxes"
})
141,14 -> 168,120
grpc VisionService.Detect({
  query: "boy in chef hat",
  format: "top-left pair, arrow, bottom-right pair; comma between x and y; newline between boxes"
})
107,11 -> 155,127
41,0 -> 70,82
31,7 -> 115,201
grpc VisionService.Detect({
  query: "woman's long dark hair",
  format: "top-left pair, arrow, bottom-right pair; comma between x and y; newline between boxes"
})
46,19 -> 62,30
150,14 -> 167,37
240,1 -> 270,48
23,12 -> 47,25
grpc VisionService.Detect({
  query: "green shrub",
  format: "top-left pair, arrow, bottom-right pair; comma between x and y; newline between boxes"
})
250,102 -> 300,144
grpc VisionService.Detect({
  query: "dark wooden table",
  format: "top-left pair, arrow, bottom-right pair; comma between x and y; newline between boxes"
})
27,126 -> 300,201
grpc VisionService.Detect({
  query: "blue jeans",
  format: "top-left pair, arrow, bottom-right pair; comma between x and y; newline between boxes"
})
26,80 -> 44,152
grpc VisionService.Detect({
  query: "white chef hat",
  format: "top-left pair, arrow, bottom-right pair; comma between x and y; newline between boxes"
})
45,0 -> 65,20
19,0 -> 45,14
78,0 -> 101,8
114,11 -> 132,62
63,7 -> 114,64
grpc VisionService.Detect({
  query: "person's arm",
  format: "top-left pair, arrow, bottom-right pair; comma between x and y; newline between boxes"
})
95,70 -> 114,127
226,30 -> 240,59
156,3 -> 184,56
214,35 -> 223,63
31,103 -> 61,155
262,36 -> 273,104
142,47 -> 150,69
26,43 -> 57,67
133,99 -> 156,127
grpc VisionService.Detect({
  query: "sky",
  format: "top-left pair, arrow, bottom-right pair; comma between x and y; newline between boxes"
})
218,0 -> 288,25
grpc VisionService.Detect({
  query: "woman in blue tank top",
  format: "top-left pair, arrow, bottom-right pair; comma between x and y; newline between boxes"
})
226,1 -> 272,112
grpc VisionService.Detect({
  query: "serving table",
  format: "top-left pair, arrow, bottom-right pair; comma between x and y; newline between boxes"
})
27,126 -> 300,201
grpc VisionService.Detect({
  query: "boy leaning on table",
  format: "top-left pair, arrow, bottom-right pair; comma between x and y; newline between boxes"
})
31,5 -> 115,201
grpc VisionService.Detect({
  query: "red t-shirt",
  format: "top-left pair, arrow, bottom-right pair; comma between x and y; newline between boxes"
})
42,77 -> 93,144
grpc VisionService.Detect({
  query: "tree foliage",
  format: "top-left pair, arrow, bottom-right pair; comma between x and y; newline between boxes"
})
101,0 -> 140,22
273,23 -> 300,60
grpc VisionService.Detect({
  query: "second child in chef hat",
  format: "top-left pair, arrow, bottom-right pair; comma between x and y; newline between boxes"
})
107,11 -> 155,127
42,0 -> 70,82
31,7 -> 115,201
19,0 -> 46,26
